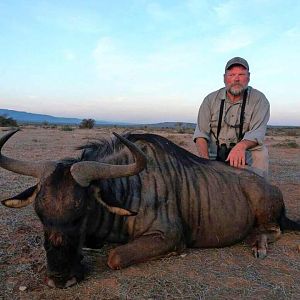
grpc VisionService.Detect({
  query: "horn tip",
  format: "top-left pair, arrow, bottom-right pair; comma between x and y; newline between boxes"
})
1,199 -> 10,207
0,128 -> 21,148
11,128 -> 20,135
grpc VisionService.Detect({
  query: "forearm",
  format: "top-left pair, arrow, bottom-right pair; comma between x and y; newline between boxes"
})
195,138 -> 209,159
237,139 -> 258,151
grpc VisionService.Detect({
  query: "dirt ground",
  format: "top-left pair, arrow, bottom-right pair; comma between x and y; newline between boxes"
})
0,126 -> 299,300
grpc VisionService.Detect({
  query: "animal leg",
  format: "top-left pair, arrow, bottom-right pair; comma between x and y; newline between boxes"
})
107,233 -> 182,269
249,224 -> 281,259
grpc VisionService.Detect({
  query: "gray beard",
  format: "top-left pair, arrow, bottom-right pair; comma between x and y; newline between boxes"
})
227,85 -> 247,96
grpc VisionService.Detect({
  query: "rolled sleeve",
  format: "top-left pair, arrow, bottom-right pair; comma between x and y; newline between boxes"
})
243,94 -> 270,145
193,97 -> 212,143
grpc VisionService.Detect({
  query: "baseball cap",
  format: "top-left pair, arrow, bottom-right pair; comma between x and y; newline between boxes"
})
225,57 -> 249,71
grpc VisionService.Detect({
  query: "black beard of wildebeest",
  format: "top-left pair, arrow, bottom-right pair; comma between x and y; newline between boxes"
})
1,129 -> 300,288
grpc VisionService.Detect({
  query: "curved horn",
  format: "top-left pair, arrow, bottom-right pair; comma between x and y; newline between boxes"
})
70,132 -> 147,187
0,129 -> 56,178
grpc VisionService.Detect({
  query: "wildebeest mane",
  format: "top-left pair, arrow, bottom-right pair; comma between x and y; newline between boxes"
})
77,132 -> 132,161
77,133 -> 210,167
129,134 -> 210,166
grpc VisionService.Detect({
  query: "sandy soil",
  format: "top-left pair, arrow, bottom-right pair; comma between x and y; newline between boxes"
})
0,126 -> 299,299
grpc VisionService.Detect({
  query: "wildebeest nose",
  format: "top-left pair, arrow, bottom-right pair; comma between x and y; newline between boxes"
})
65,277 -> 77,288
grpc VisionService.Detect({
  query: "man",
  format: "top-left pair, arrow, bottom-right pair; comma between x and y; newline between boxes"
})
193,57 -> 270,178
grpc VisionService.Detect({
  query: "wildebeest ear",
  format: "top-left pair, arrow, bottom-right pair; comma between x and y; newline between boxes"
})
1,184 -> 39,208
90,186 -> 137,216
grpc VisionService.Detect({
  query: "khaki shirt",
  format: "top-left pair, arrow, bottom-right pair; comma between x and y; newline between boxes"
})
193,86 -> 270,159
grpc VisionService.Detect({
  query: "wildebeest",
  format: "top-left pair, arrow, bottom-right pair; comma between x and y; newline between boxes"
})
1,129 -> 299,288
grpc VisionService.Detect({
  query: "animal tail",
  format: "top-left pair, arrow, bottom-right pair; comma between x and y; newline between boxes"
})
279,209 -> 300,231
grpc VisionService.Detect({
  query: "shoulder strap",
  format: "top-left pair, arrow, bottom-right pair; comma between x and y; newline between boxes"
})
238,89 -> 248,141
216,99 -> 225,146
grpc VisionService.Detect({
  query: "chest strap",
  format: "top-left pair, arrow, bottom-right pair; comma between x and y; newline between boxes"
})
216,89 -> 248,145
216,99 -> 225,146
238,89 -> 247,140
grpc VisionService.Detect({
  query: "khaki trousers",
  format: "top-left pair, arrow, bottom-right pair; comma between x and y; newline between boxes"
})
245,146 -> 269,179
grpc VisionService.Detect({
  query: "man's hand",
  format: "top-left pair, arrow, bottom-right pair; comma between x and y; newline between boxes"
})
195,138 -> 209,159
226,140 -> 257,168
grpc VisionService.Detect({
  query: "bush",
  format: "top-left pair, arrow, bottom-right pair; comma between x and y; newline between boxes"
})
79,118 -> 95,129
273,140 -> 299,148
61,125 -> 73,131
286,129 -> 299,137
175,122 -> 194,134
0,115 -> 18,127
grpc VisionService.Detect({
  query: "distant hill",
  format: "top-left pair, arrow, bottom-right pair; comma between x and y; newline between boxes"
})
125,121 -> 196,129
0,108 -> 197,128
145,122 -> 196,129
3,108 -> 299,131
1,108 -> 298,131
0,109 -> 114,125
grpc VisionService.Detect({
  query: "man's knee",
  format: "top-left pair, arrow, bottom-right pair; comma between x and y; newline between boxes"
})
246,146 -> 269,178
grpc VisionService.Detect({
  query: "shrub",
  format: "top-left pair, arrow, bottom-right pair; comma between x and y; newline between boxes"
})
79,118 -> 95,129
273,140 -> 299,148
61,125 -> 73,131
0,115 -> 18,127
285,141 -> 299,148
286,129 -> 299,137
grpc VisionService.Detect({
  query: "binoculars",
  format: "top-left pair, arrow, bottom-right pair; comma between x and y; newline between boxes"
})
216,143 -> 236,163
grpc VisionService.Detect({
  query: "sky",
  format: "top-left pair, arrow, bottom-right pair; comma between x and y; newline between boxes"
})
0,0 -> 300,125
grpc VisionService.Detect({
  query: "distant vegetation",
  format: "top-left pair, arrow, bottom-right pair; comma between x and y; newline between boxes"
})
273,139 -> 299,148
266,126 -> 300,137
60,125 -> 73,131
0,115 -> 18,127
175,122 -> 195,134
79,118 -> 95,129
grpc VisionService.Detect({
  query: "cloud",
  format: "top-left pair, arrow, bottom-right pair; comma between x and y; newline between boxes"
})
186,0 -> 211,14
92,37 -> 138,81
33,2 -> 105,34
285,26 -> 300,40
213,0 -> 236,24
212,28 -> 255,52
63,50 -> 76,61
92,36 -> 209,98
146,2 -> 172,21
213,1 -> 261,25
27,95 -> 38,100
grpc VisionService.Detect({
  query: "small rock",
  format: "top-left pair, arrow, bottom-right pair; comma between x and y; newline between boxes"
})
19,285 -> 27,291
180,253 -> 187,258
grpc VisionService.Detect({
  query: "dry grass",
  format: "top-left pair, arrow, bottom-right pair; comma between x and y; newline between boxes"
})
1,126 -> 300,299
272,140 -> 299,148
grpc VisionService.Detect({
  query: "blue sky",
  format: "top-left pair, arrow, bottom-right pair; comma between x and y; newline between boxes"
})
0,0 -> 300,125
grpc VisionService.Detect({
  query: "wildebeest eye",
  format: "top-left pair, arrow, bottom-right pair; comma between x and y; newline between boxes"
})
70,216 -> 83,228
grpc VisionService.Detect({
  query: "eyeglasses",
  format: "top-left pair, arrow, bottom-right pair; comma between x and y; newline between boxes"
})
225,73 -> 248,78
223,103 -> 242,128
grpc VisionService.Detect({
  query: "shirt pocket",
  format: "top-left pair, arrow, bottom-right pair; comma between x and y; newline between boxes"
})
243,111 -> 251,132
210,111 -> 220,130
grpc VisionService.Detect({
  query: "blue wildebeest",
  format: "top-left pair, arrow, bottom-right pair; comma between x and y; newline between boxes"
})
1,129 -> 299,288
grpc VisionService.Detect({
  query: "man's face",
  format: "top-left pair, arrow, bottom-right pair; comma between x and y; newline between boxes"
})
224,65 -> 250,96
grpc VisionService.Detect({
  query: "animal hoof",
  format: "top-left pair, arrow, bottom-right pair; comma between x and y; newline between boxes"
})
252,247 -> 267,259
65,277 -> 77,288
107,250 -> 122,270
45,276 -> 77,288
46,277 -> 56,288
